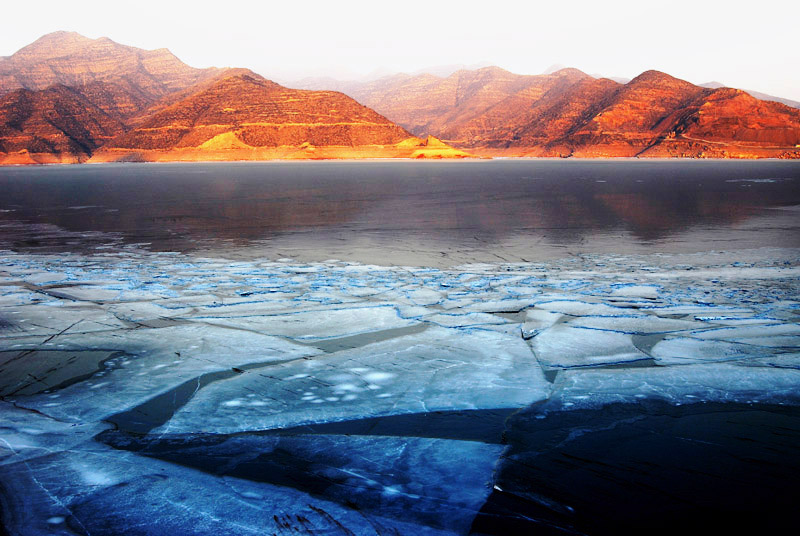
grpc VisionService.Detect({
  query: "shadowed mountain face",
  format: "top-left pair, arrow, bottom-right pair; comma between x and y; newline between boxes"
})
318,67 -> 800,159
0,85 -> 127,163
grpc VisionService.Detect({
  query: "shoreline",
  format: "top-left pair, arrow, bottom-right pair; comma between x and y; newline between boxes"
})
4,154 -> 800,167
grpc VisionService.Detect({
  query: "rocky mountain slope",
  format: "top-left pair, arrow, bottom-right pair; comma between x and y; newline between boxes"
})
319,67 -> 800,158
700,82 -> 800,109
0,31 -> 221,100
0,84 -> 126,163
340,66 -> 542,136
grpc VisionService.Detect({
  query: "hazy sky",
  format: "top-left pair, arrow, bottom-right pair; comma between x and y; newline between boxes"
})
2,0 -> 798,100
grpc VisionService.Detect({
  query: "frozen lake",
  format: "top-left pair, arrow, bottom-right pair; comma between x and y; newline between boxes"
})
1,160 -> 799,535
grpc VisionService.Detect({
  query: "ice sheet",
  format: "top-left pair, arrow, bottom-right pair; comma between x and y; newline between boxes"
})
1,247 -> 799,535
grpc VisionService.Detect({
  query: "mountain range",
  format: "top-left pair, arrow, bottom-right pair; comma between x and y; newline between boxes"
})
1,31 -> 798,164
298,66 -> 800,158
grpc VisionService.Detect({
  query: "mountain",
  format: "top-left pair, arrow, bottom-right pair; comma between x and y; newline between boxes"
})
0,31 -> 221,100
435,68 -> 606,145
0,30 -> 227,163
641,86 -> 800,158
0,33 -> 469,163
509,70 -> 800,158
288,76 -> 363,95
327,67 -> 800,158
553,70 -> 712,157
0,31 -> 222,163
91,70 -> 471,162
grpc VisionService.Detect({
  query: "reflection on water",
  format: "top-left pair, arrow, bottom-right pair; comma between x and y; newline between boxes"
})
1,160 -> 798,265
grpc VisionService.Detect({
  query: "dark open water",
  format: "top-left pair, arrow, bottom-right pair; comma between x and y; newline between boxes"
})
1,160 -> 799,265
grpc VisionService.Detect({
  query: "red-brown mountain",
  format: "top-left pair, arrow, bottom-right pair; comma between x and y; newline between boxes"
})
92,70 -> 458,162
314,67 -> 800,158
700,82 -> 800,109
339,66 -> 542,136
113,69 -> 410,147
0,31 -> 222,163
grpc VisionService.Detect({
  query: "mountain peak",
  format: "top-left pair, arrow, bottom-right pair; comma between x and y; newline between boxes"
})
34,30 -> 90,42
476,65 -> 512,75
629,70 -> 688,86
205,69 -> 276,89
549,67 -> 589,79
12,31 -> 98,56
543,63 -> 568,75
0,31 -> 221,99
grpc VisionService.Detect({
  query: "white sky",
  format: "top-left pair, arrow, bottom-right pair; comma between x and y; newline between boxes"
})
2,0 -> 798,100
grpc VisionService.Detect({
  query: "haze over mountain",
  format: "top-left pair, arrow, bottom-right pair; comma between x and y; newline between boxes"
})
0,31 -> 798,163
0,31 -> 221,101
699,82 -> 800,110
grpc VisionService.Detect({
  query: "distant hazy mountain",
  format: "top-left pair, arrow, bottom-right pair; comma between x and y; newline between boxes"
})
287,63 -> 492,93
590,74 -> 631,84
410,63 -> 493,78
700,82 -> 800,109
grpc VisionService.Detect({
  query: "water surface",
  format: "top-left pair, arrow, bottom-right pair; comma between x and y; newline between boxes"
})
1,160 -> 798,265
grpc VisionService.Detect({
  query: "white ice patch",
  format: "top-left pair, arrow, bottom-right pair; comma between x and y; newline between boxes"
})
535,300 -> 642,317
652,337 -> 775,364
154,326 -> 549,434
565,315 -> 701,334
530,324 -> 648,369
609,285 -> 660,299
522,309 -> 563,334
549,364 -> 800,409
15,324 -> 321,423
193,305 -> 415,340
